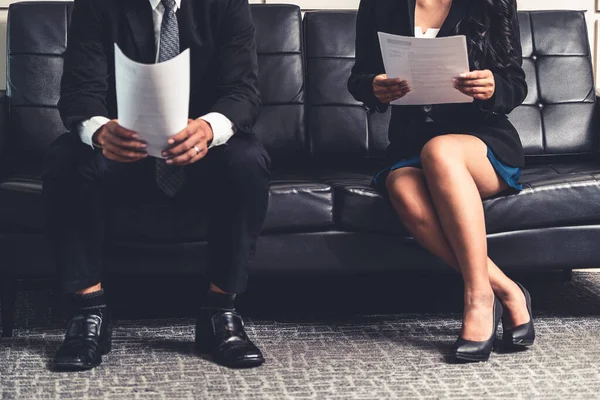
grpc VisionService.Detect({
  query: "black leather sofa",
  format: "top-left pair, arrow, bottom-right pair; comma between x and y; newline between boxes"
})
1,3 -> 599,337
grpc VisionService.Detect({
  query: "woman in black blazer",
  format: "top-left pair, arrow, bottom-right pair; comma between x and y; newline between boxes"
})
348,0 -> 534,362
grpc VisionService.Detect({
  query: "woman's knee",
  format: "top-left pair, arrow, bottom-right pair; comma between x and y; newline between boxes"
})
420,136 -> 463,175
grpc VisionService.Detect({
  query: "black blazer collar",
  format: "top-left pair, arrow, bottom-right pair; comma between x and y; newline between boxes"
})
122,0 -> 197,64
407,0 -> 469,37
123,0 -> 156,64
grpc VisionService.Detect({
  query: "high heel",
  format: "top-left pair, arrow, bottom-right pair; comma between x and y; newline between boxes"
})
453,296 -> 503,362
502,282 -> 535,348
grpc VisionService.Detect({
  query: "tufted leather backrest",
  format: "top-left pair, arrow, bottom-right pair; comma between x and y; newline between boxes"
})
251,5 -> 307,163
5,2 -> 307,165
303,10 -> 598,162
6,2 -> 73,161
304,12 -> 390,161
511,11 -> 597,158
5,4 -> 598,166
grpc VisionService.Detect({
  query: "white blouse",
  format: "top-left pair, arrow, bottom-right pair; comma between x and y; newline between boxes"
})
415,26 -> 440,38
415,26 -> 439,119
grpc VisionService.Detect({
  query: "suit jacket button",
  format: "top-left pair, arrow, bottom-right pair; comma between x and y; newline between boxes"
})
423,105 -> 432,113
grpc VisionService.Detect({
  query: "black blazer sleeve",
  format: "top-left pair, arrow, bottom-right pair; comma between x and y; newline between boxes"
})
347,0 -> 388,113
478,0 -> 528,115
58,0 -> 109,133
210,0 -> 261,132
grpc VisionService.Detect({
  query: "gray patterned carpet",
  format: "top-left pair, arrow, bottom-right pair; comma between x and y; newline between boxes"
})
1,271 -> 600,399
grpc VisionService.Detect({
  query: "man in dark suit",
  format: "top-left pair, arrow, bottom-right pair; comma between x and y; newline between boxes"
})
43,0 -> 270,370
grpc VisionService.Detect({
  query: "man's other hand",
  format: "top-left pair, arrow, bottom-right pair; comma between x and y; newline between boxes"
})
162,119 -> 213,166
93,120 -> 147,162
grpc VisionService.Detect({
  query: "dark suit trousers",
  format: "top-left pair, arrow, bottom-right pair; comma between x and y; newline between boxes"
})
42,132 -> 271,294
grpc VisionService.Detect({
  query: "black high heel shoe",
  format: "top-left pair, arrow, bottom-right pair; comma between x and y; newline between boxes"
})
502,282 -> 535,349
453,296 -> 503,362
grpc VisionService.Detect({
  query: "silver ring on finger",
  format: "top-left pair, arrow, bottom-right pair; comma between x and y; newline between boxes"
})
193,145 -> 200,155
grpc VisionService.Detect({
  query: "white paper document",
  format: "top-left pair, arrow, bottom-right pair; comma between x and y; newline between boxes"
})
114,44 -> 190,158
377,32 -> 473,106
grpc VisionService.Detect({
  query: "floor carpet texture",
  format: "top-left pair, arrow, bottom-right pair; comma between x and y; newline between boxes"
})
1,271 -> 600,399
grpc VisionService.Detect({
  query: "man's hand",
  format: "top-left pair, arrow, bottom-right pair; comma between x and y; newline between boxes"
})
454,70 -> 496,101
162,119 -> 214,166
93,120 -> 147,162
373,74 -> 411,104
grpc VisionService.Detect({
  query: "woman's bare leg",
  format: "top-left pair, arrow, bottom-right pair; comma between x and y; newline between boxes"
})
386,136 -> 528,340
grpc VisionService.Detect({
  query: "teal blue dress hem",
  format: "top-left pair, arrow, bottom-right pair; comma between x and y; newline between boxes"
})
373,147 -> 523,195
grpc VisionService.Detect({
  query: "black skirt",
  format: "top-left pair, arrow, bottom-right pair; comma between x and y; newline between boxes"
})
385,105 -> 525,169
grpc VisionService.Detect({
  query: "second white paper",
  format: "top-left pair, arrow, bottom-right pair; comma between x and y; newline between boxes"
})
377,32 -> 473,106
115,44 -> 190,158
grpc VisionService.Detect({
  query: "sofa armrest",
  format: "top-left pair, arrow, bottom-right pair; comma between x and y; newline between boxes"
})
597,95 -> 600,153
0,90 -> 7,155
0,90 -> 8,176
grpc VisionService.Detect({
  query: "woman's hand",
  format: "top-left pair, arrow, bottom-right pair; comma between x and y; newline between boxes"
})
373,74 -> 411,104
454,70 -> 495,101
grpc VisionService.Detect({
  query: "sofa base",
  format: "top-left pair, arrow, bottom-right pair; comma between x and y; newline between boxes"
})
0,277 -> 16,338
0,226 -> 597,335
1,225 -> 600,277
563,269 -> 574,282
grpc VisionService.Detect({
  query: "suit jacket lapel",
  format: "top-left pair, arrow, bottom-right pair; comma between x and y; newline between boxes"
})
177,0 -> 198,53
123,0 -> 156,64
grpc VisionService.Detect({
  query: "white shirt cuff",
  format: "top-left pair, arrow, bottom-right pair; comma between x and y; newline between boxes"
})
199,112 -> 235,149
78,116 -> 110,148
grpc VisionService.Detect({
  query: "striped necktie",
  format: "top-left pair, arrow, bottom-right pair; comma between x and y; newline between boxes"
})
155,0 -> 185,197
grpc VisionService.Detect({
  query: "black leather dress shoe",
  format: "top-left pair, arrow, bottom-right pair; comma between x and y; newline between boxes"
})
453,296 -> 503,362
53,308 -> 112,371
195,310 -> 264,368
502,282 -> 535,349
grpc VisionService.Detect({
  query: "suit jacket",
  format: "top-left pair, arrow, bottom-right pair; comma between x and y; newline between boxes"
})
59,0 -> 261,135
348,0 -> 528,167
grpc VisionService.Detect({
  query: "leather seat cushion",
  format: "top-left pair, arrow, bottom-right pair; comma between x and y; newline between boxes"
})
486,162 -> 600,233
316,162 -> 600,236
316,168 -> 410,237
0,168 -> 334,240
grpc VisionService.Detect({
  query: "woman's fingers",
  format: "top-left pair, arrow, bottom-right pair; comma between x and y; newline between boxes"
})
374,86 -> 409,97
378,87 -> 412,103
455,78 -> 492,88
390,87 -> 411,98
459,70 -> 491,80
374,70 -> 496,103
458,86 -> 488,95
374,86 -> 409,98
455,84 -> 494,101
455,70 -> 495,100
376,78 -> 407,88
374,74 -> 407,87
373,75 -> 410,102
374,77 -> 411,102
375,80 -> 409,90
